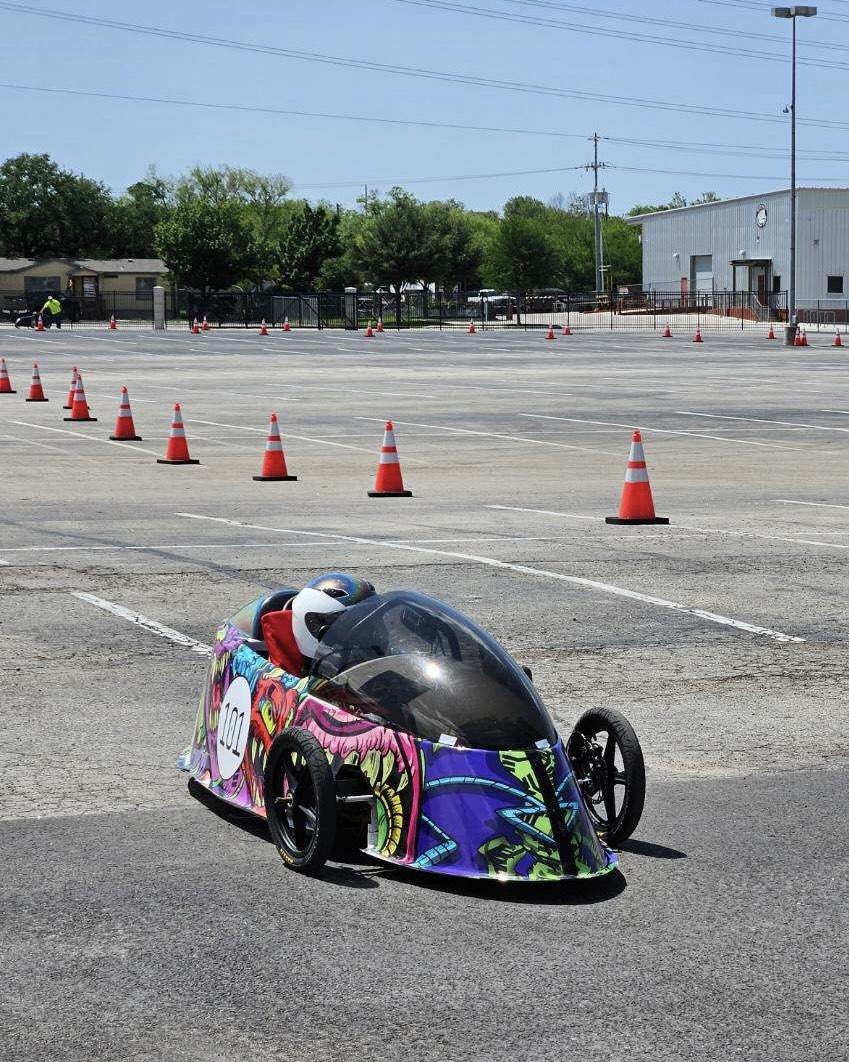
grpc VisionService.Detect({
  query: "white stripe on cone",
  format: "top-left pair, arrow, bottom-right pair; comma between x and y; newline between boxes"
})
624,468 -> 650,483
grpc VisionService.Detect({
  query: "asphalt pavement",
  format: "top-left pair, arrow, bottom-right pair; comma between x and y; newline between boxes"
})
1,323 -> 847,1060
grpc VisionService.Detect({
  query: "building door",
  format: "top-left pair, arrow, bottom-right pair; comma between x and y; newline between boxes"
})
751,265 -> 769,305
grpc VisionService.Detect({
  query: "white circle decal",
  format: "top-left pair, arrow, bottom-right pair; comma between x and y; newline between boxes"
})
216,676 -> 252,780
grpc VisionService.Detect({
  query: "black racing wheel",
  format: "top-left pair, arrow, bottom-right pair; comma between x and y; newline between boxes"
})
264,728 -> 336,872
566,707 -> 645,845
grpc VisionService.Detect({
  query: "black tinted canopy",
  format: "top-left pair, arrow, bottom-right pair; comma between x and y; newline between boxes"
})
311,591 -> 556,750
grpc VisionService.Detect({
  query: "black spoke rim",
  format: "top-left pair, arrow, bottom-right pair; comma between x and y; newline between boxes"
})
273,750 -> 318,856
571,726 -> 624,833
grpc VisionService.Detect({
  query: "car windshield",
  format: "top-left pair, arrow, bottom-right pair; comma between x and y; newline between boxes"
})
311,591 -> 556,750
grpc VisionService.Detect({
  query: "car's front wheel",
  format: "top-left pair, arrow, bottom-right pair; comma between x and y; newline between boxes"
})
264,728 -> 336,872
566,707 -> 645,845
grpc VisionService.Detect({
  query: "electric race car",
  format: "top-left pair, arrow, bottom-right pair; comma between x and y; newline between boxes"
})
179,582 -> 646,883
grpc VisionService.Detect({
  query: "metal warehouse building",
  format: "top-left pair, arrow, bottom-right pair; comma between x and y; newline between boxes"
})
628,188 -> 849,320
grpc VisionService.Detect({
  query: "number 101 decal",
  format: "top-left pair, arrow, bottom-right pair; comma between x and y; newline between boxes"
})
216,676 -> 252,780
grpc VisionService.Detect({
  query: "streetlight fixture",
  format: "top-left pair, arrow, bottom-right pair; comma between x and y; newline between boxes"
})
772,6 -> 817,346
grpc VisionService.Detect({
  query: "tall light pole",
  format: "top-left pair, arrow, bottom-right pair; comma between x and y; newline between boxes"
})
772,6 -> 816,346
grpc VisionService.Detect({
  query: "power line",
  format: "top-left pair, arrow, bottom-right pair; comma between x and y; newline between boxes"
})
6,78 -> 849,170
0,1 -> 844,128
497,0 -> 844,48
392,0 -> 849,69
294,164 -> 587,190
692,0 -> 849,23
0,81 -> 594,142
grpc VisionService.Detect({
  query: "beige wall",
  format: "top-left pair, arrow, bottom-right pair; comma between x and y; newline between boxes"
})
0,266 -> 168,305
0,260 -> 74,295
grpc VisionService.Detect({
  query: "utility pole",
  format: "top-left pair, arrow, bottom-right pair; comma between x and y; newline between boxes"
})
586,134 -> 608,296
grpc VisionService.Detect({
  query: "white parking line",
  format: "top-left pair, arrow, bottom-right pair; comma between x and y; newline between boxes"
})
775,499 -> 849,512
71,591 -> 213,656
0,535 -> 545,557
353,417 -> 621,457
486,504 -> 849,552
187,417 -> 379,456
10,420 -> 166,459
176,512 -> 804,644
676,410 -> 849,434
518,413 -> 839,455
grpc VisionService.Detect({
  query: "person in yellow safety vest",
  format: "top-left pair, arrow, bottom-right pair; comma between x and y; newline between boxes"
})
40,294 -> 63,329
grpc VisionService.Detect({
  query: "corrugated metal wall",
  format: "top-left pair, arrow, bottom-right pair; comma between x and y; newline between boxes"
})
635,190 -> 791,292
634,189 -> 849,301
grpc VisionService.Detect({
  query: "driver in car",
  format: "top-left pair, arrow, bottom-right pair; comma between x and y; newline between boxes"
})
260,572 -> 376,676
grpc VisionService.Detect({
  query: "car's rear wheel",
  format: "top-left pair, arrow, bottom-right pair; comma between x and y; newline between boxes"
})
264,728 -> 336,872
566,707 -> 645,845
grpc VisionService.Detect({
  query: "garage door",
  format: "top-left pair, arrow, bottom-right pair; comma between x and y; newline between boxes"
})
691,255 -> 713,293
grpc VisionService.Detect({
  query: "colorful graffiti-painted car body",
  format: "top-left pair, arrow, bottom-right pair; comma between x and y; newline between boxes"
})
179,587 -> 646,882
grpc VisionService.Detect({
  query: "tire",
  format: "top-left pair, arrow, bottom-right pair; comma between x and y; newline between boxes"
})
566,707 -> 645,845
264,727 -> 336,872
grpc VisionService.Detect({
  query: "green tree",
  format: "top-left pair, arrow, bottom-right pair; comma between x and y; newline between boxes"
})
351,188 -> 433,292
154,198 -> 255,294
489,198 -> 558,292
627,191 -> 689,216
0,153 -> 114,258
111,169 -> 170,257
171,165 -> 291,286
602,216 -> 642,289
275,201 -> 342,291
423,200 -> 483,291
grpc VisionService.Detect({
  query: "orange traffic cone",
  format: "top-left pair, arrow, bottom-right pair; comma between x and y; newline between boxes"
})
259,319 -> 269,336
606,430 -> 668,525
36,313 -> 44,332
157,403 -> 199,464
693,327 -> 703,343
63,372 -> 97,422
794,329 -> 802,347
109,387 -> 142,440
377,318 -> 385,333
661,322 -> 672,338
368,420 -> 412,497
834,331 -> 843,348
801,327 -> 809,347
767,325 -> 776,340
191,318 -> 200,334
561,323 -> 572,336
252,413 -> 297,481
25,362 -> 48,402
365,322 -> 374,338
0,358 -> 17,394
201,315 -> 209,331
109,314 -> 117,331
283,317 -> 291,332
64,366 -> 78,409
545,324 -> 555,340
468,321 -> 477,334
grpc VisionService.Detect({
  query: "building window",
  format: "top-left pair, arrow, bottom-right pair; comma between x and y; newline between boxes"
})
773,275 -> 781,293
24,276 -> 61,296
135,276 -> 155,298
82,277 -> 97,298
827,275 -> 844,295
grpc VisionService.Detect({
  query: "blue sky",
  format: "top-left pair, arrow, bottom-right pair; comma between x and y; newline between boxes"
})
1,0 -> 846,214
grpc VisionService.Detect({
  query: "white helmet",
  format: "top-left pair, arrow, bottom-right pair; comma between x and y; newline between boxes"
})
290,585 -> 347,659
